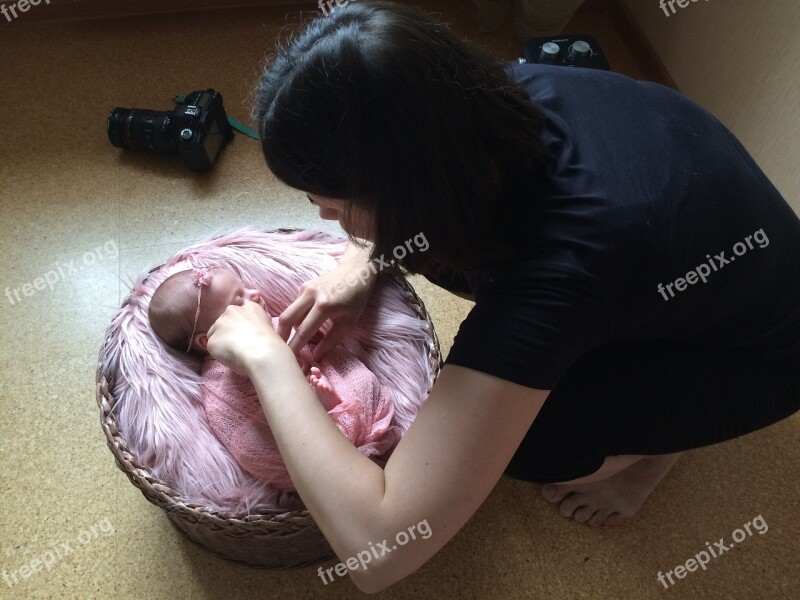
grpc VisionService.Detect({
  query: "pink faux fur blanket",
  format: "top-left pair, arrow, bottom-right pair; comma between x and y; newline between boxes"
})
98,227 -> 435,513
201,320 -> 401,491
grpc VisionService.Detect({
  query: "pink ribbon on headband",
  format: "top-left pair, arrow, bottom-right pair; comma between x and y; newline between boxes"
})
186,267 -> 214,352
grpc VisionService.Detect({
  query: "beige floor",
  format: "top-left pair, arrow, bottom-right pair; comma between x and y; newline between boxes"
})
1,1 -> 797,599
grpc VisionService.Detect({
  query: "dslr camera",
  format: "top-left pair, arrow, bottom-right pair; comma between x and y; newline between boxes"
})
107,89 -> 234,172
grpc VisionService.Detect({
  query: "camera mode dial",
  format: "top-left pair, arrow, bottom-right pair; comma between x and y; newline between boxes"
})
568,41 -> 592,58
540,42 -> 561,60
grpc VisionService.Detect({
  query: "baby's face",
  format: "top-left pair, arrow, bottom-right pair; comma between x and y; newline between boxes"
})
198,268 -> 263,330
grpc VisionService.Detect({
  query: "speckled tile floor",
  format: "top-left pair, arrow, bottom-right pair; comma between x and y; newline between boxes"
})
1,1 -> 797,599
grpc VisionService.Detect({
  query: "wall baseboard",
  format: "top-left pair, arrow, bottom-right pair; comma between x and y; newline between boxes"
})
11,0 -> 677,93
607,0 -> 677,89
5,0 -> 313,23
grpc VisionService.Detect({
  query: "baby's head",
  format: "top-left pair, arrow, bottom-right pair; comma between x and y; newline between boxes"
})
148,266 -> 263,355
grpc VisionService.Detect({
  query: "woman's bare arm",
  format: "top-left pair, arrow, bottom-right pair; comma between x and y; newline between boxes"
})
246,347 -> 549,593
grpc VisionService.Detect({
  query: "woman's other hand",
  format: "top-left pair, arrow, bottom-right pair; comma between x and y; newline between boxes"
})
277,241 -> 377,362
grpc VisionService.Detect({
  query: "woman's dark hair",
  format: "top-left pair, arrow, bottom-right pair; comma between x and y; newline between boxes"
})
252,1 -> 550,274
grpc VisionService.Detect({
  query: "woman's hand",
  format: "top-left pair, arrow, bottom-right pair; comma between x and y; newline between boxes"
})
277,246 -> 377,362
206,300 -> 286,377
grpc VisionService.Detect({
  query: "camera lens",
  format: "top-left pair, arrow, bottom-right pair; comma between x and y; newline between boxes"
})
107,108 -> 174,154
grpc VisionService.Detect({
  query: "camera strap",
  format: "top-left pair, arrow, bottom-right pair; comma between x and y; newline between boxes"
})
226,116 -> 260,140
174,95 -> 259,140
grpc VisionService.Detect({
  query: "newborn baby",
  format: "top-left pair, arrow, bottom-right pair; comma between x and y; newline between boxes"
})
148,266 -> 400,490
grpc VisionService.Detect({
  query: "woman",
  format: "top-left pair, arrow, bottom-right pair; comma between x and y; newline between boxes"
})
206,2 -> 800,592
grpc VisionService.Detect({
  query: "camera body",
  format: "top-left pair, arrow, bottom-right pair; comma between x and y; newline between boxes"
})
107,89 -> 234,172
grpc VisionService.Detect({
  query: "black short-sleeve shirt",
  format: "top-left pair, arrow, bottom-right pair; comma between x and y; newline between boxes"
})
427,63 -> 800,390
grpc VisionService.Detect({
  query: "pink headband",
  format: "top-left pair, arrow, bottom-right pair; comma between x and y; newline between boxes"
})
186,267 -> 214,352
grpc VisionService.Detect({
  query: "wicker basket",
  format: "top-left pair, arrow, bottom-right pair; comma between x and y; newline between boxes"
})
96,239 -> 441,568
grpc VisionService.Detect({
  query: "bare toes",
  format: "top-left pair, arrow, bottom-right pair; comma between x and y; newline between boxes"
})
573,506 -> 597,524
541,484 -> 570,504
604,512 -> 627,527
558,494 -> 587,518
588,510 -> 610,527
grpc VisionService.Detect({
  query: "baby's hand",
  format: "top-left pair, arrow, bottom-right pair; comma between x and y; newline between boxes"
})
307,366 -> 341,410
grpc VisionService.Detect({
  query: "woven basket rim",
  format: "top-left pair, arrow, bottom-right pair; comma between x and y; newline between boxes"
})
96,227 -> 442,527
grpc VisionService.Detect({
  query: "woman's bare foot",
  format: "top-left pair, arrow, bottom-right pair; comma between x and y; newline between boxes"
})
307,366 -> 341,410
541,453 -> 683,527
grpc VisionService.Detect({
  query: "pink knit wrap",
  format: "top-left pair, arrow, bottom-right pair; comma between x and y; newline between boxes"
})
201,319 -> 401,491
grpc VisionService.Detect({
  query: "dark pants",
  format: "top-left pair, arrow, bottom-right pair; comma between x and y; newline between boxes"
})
504,340 -> 800,483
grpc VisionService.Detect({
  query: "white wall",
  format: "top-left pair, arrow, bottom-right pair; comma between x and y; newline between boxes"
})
622,0 -> 800,212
